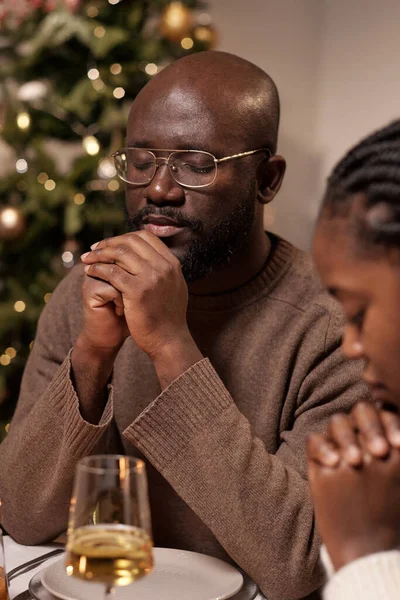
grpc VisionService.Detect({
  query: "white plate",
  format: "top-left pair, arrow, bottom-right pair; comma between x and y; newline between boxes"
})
41,548 -> 244,600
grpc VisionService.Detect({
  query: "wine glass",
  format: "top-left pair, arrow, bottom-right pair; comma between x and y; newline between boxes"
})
65,455 -> 153,598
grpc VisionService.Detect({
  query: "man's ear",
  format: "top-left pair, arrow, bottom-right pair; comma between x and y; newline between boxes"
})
256,155 -> 286,205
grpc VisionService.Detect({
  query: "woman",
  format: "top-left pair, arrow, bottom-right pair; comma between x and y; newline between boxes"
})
307,119 -> 400,599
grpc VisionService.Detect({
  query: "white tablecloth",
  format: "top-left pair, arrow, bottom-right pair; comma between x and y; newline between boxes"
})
5,536 -> 63,599
4,536 -> 264,599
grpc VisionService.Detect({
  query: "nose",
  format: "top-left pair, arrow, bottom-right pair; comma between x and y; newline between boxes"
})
342,324 -> 365,360
144,162 -> 185,206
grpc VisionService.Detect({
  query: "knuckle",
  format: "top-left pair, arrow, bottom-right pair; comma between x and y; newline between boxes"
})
353,400 -> 376,416
163,261 -> 175,277
363,422 -> 383,436
108,264 -> 120,278
330,412 -> 350,427
114,245 -> 127,257
136,230 -> 153,243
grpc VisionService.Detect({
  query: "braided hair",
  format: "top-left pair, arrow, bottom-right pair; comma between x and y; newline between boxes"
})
321,119 -> 400,248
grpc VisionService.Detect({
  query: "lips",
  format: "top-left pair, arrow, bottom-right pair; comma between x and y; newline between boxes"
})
142,216 -> 184,238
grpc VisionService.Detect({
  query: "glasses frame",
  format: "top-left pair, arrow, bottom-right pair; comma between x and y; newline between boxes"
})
111,147 -> 271,189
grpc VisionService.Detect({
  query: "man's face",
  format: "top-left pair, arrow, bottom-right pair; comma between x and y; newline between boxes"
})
124,84 -> 260,282
313,214 -> 400,410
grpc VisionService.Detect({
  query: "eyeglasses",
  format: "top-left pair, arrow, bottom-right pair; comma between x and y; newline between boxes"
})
111,147 -> 271,189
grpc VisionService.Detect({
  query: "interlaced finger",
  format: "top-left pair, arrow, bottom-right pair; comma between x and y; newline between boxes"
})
306,432 -> 341,468
381,409 -> 400,449
351,401 -> 390,458
327,413 -> 363,466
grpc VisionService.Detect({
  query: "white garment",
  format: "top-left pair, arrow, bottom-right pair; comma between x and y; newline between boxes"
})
321,544 -> 400,600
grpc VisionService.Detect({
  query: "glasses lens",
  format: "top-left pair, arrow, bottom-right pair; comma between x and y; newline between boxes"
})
169,151 -> 216,187
114,149 -> 156,184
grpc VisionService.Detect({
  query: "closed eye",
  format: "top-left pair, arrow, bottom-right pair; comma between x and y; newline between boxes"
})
348,308 -> 366,330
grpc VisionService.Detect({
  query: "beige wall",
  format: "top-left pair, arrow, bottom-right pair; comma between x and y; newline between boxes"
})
210,0 -> 323,249
210,0 -> 400,249
315,0 -> 400,194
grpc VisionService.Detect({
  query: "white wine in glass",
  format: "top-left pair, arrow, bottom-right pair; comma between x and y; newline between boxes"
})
65,455 -> 153,598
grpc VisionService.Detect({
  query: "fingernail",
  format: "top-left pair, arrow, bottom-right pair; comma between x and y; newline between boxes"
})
91,242 -> 100,250
346,445 -> 362,464
80,252 -> 89,260
370,437 -> 388,454
389,431 -> 400,447
84,265 -> 90,273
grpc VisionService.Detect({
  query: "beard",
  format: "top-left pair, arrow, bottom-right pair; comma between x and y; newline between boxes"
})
124,188 -> 256,284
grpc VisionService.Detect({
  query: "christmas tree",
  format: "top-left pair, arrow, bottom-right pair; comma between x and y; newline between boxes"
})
0,0 -> 217,439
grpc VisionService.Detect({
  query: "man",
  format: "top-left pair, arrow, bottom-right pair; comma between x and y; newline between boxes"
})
0,51 -> 366,600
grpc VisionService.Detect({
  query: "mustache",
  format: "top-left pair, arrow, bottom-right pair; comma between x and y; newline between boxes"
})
124,206 -> 203,233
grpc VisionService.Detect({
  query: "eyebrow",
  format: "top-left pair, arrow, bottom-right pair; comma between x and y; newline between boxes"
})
126,140 -> 215,153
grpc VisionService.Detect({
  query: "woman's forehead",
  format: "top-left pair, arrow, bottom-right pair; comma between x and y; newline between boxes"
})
313,217 -> 397,298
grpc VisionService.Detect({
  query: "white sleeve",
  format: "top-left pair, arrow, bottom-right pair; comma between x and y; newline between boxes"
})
320,545 -> 400,600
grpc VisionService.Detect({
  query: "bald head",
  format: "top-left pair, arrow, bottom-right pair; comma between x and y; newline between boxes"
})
131,51 -> 280,153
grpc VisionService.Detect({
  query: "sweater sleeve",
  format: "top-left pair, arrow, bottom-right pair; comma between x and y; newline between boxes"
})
321,546 -> 400,600
0,268 -> 119,545
123,310 -> 365,600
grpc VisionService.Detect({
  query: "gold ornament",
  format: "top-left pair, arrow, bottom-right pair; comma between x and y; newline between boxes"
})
160,2 -> 192,41
193,24 -> 218,49
0,206 -> 25,241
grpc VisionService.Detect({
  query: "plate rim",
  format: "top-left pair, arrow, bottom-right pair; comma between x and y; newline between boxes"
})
40,547 -> 245,600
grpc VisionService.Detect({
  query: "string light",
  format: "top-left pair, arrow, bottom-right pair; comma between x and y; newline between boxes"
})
15,159 -> 28,173
14,301 -> 26,313
98,159 -> 116,179
108,180 -> 120,191
145,63 -> 158,76
16,112 -> 30,129
87,6 -> 98,17
62,250 -> 75,269
74,193 -> 86,205
44,293 -> 52,303
29,341 -> 34,350
83,136 -> 100,156
113,87 -> 125,99
5,347 -> 17,358
88,68 -> 100,80
92,79 -> 105,91
1,208 -> 20,228
181,37 -> 194,49
108,0 -> 121,4
37,172 -> 49,184
62,251 -> 74,264
5,424 -> 10,433
44,179 -> 56,191
110,63 -> 122,75
0,355 -> 10,366
94,26 -> 106,38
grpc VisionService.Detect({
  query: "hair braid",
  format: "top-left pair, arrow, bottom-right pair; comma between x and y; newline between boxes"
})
322,119 -> 400,247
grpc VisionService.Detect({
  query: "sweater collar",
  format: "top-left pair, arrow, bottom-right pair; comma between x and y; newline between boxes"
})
187,234 -> 295,312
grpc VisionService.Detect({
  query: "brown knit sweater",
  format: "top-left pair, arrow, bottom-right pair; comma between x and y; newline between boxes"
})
0,236 -> 368,600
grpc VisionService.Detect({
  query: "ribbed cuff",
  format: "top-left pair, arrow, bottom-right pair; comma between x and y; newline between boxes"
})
323,549 -> 400,600
52,350 -> 114,456
123,358 -> 233,470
